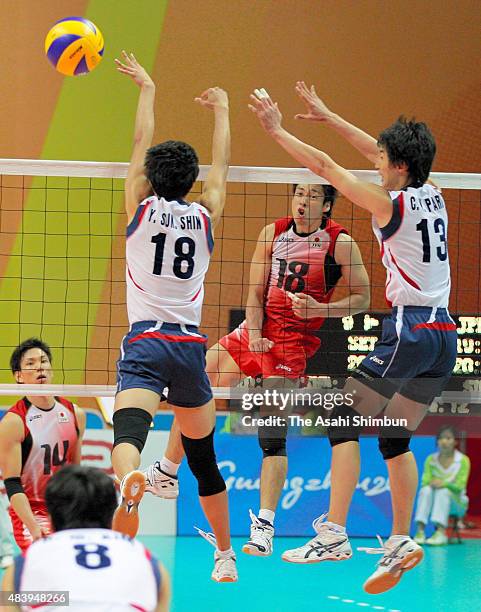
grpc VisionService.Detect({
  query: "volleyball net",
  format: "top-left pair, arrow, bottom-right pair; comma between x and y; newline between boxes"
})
0,159 -> 480,427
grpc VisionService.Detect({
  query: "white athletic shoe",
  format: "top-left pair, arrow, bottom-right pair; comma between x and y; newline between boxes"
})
281,514 -> 352,564
359,535 -> 424,594
425,530 -> 448,546
196,527 -> 238,583
242,509 -> 274,556
144,462 -> 179,499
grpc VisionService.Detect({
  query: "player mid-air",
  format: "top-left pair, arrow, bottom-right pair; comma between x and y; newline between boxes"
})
110,52 -> 236,582
145,182 -> 370,558
249,84 -> 456,594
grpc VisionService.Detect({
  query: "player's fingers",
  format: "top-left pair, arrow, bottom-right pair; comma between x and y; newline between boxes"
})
247,104 -> 259,114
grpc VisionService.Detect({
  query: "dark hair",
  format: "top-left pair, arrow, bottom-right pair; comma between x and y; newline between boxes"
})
46,465 -> 117,531
292,184 -> 339,218
10,337 -> 52,374
437,425 -> 457,440
377,116 -> 436,187
145,140 -> 199,200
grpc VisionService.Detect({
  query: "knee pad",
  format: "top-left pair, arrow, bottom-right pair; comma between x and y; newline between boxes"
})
258,420 -> 287,458
378,427 -> 412,460
327,404 -> 363,447
112,407 -> 152,453
181,429 -> 226,497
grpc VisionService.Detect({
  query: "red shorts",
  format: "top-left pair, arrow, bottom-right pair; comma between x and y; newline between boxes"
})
9,503 -> 51,552
220,320 -> 321,379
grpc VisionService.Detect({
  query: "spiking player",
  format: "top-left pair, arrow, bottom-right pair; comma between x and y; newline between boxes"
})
249,84 -> 456,593
110,52 -> 236,582
145,183 -> 370,558
2,465 -> 170,612
0,338 -> 86,552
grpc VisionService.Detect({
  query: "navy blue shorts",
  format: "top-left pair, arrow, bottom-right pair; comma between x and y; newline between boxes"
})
355,306 -> 457,404
116,321 -> 213,408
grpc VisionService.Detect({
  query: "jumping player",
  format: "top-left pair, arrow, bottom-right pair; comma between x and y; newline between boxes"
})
145,183 -> 370,558
249,84 -> 456,593
0,338 -> 86,552
110,52 -> 236,582
1,465 -> 170,612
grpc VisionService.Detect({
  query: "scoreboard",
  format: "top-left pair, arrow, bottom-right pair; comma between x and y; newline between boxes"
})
308,312 -> 481,384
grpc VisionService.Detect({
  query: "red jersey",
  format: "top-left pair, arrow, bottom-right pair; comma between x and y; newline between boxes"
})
264,217 -> 348,332
8,397 -> 79,506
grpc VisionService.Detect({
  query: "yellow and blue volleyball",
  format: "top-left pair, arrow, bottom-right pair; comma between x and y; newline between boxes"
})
45,17 -> 104,76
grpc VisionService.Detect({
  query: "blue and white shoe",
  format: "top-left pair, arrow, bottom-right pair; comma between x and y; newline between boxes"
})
144,462 -> 179,499
282,514 -> 352,564
359,535 -> 424,594
242,509 -> 274,556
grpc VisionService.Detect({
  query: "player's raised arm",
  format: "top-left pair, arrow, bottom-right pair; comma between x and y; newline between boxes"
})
0,414 -> 47,542
246,224 -> 275,353
249,89 -> 392,226
198,88 -> 230,229
116,51 -> 156,222
294,81 -> 379,164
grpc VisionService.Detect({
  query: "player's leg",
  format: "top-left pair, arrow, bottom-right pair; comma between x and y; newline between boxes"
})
145,342 -> 245,498
282,376 -> 390,563
172,398 -> 237,582
112,387 -> 160,537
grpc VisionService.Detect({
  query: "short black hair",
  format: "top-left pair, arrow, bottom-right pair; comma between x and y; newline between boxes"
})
10,337 -> 52,374
292,184 -> 338,218
437,425 -> 457,440
377,116 -> 436,187
145,140 -> 199,200
46,465 -> 117,531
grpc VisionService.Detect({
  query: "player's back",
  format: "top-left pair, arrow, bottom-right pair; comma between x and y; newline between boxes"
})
373,183 -> 450,307
16,528 -> 160,611
126,195 -> 214,326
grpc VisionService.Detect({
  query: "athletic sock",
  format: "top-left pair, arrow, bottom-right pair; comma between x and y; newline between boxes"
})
258,508 -> 275,525
159,457 -> 180,477
216,546 -> 235,558
388,534 -> 410,543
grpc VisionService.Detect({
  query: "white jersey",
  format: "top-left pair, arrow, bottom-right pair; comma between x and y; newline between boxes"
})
126,195 -> 214,326
372,183 -> 451,307
17,529 -> 160,611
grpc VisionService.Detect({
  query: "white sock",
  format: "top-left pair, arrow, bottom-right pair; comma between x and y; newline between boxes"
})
216,546 -> 234,558
325,521 -> 346,534
389,534 -> 409,543
258,509 -> 275,525
159,457 -> 180,477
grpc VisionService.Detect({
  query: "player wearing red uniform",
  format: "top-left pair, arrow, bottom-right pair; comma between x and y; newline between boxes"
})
0,339 -> 86,551
145,183 -> 370,557
249,84 -> 457,593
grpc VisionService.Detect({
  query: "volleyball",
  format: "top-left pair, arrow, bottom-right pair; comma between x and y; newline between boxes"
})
45,17 -> 104,76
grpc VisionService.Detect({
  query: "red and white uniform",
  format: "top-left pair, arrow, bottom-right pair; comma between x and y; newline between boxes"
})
126,196 -> 214,326
7,397 -> 79,551
15,528 -> 160,611
373,184 -> 450,307
221,217 -> 347,378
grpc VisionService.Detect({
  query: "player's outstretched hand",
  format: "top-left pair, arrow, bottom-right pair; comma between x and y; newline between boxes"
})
248,88 -> 283,135
115,51 -> 154,88
294,81 -> 333,122
195,87 -> 229,111
288,292 -> 321,319
249,337 -> 275,353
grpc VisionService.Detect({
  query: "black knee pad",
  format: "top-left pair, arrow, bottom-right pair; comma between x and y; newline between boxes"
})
181,428 -> 226,497
258,420 -> 287,458
327,404 -> 363,447
112,407 -> 152,453
378,427 -> 412,460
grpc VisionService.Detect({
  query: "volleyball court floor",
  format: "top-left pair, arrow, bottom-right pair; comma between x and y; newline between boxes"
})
1,536 -> 479,610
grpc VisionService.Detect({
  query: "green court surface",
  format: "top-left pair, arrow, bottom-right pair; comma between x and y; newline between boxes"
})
141,536 -> 479,612
1,537 -> 479,611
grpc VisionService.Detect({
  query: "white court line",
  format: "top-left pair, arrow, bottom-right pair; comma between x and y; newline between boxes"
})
326,597 -> 401,612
